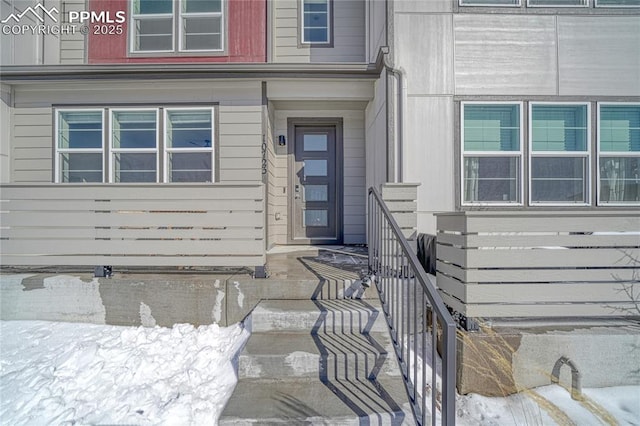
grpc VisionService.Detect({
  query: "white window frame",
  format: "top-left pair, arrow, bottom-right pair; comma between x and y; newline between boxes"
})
163,107 -> 215,183
55,109 -> 105,184
461,101 -> 524,207
459,0 -> 521,6
178,1 -> 225,52
130,0 -> 174,53
595,0 -> 640,7
527,0 -> 588,7
109,108 -> 160,183
528,102 -> 591,206
300,0 -> 331,45
597,102 -> 640,206
130,0 -> 225,54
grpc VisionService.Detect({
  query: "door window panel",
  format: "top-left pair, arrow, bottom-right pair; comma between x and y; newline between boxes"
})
304,185 -> 329,201
303,134 -> 328,151
304,160 -> 328,177
304,209 -> 328,227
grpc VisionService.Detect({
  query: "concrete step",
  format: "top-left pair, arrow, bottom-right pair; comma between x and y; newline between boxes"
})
221,297 -> 415,425
238,331 -> 402,380
248,299 -> 389,334
219,377 -> 414,425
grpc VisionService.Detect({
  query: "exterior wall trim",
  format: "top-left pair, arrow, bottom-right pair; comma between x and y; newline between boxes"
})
286,117 -> 344,245
0,64 -> 379,82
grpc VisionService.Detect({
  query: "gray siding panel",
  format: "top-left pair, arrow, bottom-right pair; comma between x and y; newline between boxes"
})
365,73 -> 387,192
558,16 -> 640,96
273,0 -> 366,63
436,211 -> 640,318
396,14 -> 454,96
454,14 -> 558,95
405,96 -> 455,235
0,184 -> 266,267
395,0 -> 452,13
11,108 -> 51,183
9,83 -> 264,184
60,0 -> 86,64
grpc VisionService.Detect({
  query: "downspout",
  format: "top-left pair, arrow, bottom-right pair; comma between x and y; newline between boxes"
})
384,56 -> 404,184
382,0 -> 404,183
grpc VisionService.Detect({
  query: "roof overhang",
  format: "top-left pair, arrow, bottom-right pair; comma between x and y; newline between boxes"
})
0,63 -> 381,84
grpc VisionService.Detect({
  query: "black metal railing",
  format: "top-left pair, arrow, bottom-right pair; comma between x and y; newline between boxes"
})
367,187 -> 456,426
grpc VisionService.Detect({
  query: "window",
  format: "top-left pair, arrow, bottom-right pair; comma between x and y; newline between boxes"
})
459,0 -> 521,6
56,110 -> 104,183
301,0 -> 330,44
527,0 -> 587,6
165,109 -> 214,182
596,0 -> 640,6
462,103 -> 523,205
530,103 -> 590,205
111,110 -> 159,183
131,0 -> 224,53
56,107 -> 215,184
598,103 -> 640,205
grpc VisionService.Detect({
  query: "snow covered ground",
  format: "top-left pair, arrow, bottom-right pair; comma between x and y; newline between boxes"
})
0,320 -> 249,425
1,320 -> 638,425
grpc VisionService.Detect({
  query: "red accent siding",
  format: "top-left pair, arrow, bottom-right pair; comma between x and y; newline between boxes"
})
88,0 -> 266,64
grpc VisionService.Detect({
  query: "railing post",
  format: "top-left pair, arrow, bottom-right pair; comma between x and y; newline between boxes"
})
368,187 -> 456,426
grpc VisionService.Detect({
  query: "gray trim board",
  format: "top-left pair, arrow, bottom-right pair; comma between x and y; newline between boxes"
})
286,117 -> 344,245
0,64 -> 379,83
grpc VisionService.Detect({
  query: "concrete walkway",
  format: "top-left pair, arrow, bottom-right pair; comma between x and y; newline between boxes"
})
220,298 -> 414,425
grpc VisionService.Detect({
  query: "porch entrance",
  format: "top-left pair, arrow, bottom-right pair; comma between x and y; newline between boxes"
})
288,121 -> 343,244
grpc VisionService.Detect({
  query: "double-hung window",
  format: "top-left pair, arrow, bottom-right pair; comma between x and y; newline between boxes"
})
598,103 -> 640,205
459,0 -> 521,6
131,0 -> 224,53
111,110 -> 159,183
165,108 -> 215,182
301,0 -> 331,44
462,103 -> 523,205
530,103 -> 590,205
56,110 -> 104,183
527,0 -> 588,6
595,0 -> 640,6
56,107 -> 215,184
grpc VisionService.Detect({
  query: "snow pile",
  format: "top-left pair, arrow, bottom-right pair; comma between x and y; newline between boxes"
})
0,320 -> 249,425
